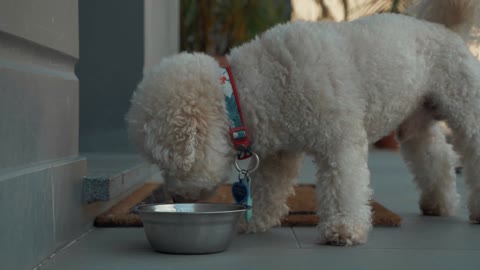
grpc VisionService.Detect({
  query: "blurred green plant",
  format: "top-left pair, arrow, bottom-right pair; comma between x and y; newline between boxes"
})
180,0 -> 291,55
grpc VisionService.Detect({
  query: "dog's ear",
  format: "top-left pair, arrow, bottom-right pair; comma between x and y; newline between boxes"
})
144,101 -> 209,172
167,105 -> 208,171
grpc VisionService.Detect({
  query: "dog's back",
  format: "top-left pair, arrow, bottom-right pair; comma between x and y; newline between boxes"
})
229,13 -> 473,144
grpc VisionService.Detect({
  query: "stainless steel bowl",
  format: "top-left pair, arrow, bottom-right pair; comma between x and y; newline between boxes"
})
136,203 -> 246,254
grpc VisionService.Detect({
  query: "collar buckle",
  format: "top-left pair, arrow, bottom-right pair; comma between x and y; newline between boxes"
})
229,127 -> 252,160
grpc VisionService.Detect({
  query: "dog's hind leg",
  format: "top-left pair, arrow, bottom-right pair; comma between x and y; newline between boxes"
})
239,151 -> 304,233
314,127 -> 372,246
433,58 -> 480,223
397,113 -> 459,216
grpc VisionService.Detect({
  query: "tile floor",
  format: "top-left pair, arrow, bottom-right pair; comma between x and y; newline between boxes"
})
38,151 -> 480,270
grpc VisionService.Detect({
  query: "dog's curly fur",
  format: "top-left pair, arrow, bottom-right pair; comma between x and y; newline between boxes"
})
126,0 -> 480,246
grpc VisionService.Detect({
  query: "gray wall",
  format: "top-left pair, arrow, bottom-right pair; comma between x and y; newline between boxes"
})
78,0 -> 180,153
78,0 -> 145,153
0,1 -> 87,269
0,1 -> 179,268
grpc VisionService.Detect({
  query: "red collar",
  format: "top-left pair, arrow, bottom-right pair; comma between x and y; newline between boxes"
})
220,66 -> 252,160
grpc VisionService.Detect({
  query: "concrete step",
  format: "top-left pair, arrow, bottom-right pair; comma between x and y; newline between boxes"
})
82,153 -> 159,203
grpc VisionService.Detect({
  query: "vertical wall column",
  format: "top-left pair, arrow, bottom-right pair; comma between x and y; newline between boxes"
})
0,1 -> 87,270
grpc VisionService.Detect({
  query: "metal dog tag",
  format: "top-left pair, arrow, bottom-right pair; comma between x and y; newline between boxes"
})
232,180 -> 249,204
232,172 -> 253,222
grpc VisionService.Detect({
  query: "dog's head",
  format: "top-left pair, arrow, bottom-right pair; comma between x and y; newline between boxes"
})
126,53 -> 235,201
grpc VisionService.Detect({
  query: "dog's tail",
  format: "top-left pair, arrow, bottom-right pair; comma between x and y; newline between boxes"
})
407,0 -> 480,41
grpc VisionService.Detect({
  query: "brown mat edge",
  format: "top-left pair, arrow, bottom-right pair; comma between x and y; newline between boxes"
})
94,183 -> 402,227
94,183 -> 162,227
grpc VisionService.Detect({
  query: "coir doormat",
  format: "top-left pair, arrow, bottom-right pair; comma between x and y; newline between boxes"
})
95,183 -> 402,227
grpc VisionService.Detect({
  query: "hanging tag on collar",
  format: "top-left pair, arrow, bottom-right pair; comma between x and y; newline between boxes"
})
232,152 -> 259,223
232,171 -> 253,222
232,180 -> 249,204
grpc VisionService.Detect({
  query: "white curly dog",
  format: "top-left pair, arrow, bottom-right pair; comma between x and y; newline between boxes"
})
127,0 -> 480,246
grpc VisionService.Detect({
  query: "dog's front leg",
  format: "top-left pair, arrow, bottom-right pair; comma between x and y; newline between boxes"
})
315,133 -> 372,246
238,151 -> 304,233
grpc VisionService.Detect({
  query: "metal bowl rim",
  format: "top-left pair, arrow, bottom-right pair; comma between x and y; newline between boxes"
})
135,202 -> 247,215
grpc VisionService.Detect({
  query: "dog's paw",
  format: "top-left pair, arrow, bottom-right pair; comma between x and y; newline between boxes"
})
468,202 -> 480,224
318,222 -> 369,246
466,194 -> 480,224
469,214 -> 480,224
421,204 -> 453,216
420,191 -> 458,216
